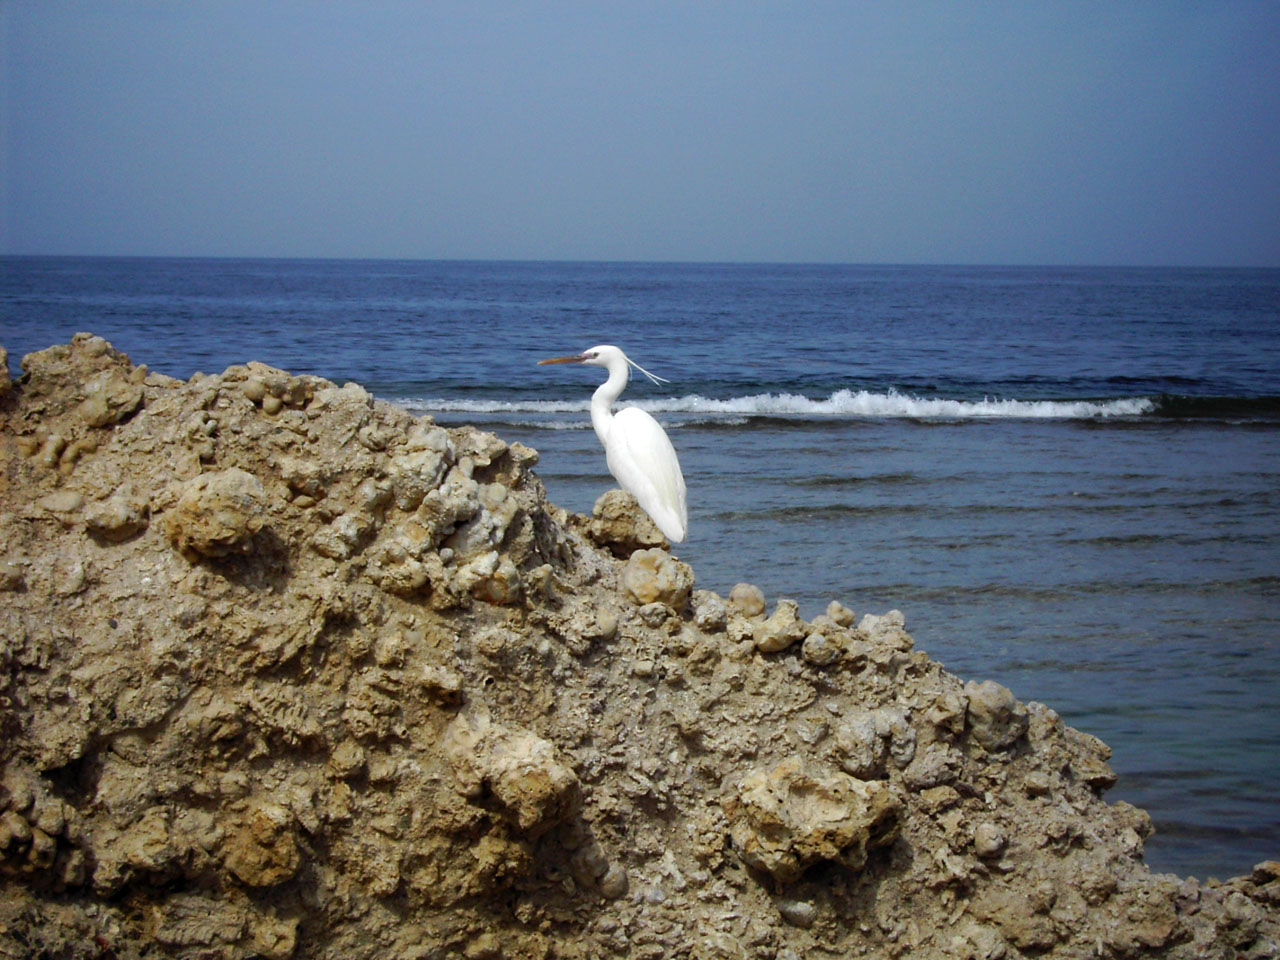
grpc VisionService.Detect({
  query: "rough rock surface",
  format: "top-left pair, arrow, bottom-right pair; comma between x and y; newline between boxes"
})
1,333 -> 1277,959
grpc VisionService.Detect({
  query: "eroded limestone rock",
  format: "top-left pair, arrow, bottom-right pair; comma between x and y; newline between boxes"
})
84,483 -> 150,542
965,679 -> 1030,752
1,335 -> 1275,960
723,757 -> 900,883
162,467 -> 267,560
444,710 -> 581,838
755,599 -> 808,653
585,488 -> 668,556
621,546 -> 693,609
728,582 -> 766,618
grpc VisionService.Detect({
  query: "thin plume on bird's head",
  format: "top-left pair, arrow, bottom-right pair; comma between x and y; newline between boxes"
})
625,354 -> 670,387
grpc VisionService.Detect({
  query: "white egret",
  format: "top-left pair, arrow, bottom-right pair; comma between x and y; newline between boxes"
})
538,345 -> 688,543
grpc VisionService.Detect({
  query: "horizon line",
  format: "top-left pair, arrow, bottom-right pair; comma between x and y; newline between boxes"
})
3,252 -> 1278,271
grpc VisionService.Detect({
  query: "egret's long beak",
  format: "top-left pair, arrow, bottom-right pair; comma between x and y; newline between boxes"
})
537,354 -> 585,365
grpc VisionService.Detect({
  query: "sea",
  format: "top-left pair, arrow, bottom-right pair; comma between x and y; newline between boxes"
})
3,256 -> 1278,881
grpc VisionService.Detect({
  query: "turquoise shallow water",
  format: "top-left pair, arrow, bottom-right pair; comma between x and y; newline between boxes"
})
4,256 -> 1279,878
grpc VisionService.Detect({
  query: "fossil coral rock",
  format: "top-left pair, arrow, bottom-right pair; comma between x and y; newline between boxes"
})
85,482 -> 151,541
728,581 -> 766,617
163,467 -> 268,559
723,757 -> 900,883
754,598 -> 808,653
1,335 -> 1277,960
965,678 -> 1031,752
444,710 -> 581,838
585,488 -> 668,555
222,801 -> 301,888
620,546 -> 693,608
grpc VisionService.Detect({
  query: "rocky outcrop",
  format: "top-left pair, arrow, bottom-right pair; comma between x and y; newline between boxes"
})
0,333 -> 1276,959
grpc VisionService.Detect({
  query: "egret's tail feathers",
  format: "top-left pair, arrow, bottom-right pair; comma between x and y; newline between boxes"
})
646,505 -> 686,543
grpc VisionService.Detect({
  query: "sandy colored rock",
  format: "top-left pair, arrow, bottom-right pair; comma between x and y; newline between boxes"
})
621,546 -> 693,608
800,630 -> 842,665
692,589 -> 729,632
755,598 -> 808,653
222,802 -> 300,888
723,757 -> 900,883
444,710 -> 581,839
85,483 -> 150,541
973,821 -> 1007,858
586,488 -> 668,555
833,706 -> 915,779
0,335 -> 1276,960
965,678 -> 1030,752
728,581 -> 766,617
826,599 -> 856,626
163,467 -> 267,559
78,366 -> 144,427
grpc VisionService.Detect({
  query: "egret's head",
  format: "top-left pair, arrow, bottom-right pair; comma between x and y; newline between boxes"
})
538,344 -> 669,386
580,344 -> 623,368
537,344 -> 622,368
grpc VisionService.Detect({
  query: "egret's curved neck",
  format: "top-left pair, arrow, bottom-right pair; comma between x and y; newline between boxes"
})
590,357 -> 629,444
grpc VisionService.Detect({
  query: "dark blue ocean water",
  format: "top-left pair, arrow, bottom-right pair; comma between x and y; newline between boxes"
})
4,256 -> 1279,879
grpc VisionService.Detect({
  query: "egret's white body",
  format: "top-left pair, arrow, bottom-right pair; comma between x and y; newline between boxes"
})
538,345 -> 688,543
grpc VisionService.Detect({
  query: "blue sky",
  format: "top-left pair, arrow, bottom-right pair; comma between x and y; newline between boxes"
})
3,1 -> 1278,265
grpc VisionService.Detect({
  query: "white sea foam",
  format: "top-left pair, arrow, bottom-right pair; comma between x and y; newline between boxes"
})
406,389 -> 1156,422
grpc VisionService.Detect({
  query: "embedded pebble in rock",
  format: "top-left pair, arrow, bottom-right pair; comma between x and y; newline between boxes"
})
728,582 -> 766,617
965,679 -> 1031,752
776,898 -> 817,928
620,547 -> 693,608
593,608 -> 618,641
77,366 -> 144,428
801,630 -> 843,666
222,802 -> 301,888
162,467 -> 268,560
723,757 -> 900,883
692,589 -> 728,633
598,863 -> 629,900
636,602 -> 668,628
858,610 -> 914,656
84,484 -> 150,542
310,512 -> 372,560
36,490 -> 85,524
826,599 -> 856,627
585,488 -> 668,556
973,822 -> 1007,858
443,711 -> 581,838
0,335 -> 1276,960
834,707 -> 916,779
833,712 -> 884,778
420,663 -> 462,704
902,744 -> 962,790
241,377 -> 267,403
755,598 -> 808,653
1023,771 -> 1053,797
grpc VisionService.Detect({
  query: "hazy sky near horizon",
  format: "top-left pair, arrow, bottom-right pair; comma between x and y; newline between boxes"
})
3,2 -> 1278,265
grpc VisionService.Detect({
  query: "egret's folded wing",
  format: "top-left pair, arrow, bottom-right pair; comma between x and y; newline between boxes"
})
608,407 -> 688,542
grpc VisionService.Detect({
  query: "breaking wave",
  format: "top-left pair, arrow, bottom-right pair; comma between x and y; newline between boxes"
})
406,389 -> 1158,422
